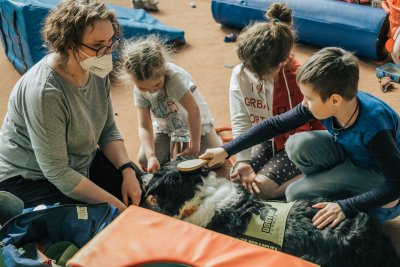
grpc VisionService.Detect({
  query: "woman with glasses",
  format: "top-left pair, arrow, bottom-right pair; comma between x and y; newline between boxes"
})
0,0 -> 142,213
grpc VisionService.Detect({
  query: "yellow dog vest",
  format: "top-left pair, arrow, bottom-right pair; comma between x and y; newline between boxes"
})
237,201 -> 296,251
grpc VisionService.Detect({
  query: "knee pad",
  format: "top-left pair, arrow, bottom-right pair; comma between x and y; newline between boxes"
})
285,132 -> 316,161
285,181 -> 309,202
285,133 -> 304,160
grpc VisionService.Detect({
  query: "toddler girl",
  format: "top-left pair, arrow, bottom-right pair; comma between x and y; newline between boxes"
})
119,36 -> 222,173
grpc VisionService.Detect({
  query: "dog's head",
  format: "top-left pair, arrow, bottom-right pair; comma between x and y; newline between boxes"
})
140,157 -> 210,217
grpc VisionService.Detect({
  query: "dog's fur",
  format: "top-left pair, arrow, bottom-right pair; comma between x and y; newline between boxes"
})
140,161 -> 400,267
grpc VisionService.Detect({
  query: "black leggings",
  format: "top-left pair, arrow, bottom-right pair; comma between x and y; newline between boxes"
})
250,141 -> 301,186
0,150 -> 143,208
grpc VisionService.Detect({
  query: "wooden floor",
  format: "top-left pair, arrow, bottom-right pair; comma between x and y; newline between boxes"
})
1,0 -> 399,164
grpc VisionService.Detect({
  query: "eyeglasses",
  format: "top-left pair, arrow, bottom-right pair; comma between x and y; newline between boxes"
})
79,36 -> 120,58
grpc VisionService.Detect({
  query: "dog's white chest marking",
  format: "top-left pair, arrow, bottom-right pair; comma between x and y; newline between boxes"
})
175,173 -> 296,251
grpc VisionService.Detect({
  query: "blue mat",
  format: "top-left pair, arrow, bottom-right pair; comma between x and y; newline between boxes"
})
0,0 -> 185,74
211,0 -> 388,60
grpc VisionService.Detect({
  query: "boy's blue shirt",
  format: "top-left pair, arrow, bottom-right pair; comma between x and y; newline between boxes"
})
321,91 -> 400,171
223,91 -> 400,217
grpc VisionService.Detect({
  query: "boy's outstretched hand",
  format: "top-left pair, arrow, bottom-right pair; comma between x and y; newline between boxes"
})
312,202 -> 346,229
199,147 -> 228,167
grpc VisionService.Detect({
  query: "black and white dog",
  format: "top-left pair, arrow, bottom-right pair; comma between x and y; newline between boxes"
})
140,162 -> 400,267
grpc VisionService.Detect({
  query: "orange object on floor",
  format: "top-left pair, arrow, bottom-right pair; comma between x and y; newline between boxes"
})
68,206 -> 318,267
382,0 -> 400,38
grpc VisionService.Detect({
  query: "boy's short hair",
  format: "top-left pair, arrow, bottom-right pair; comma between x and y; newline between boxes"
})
296,47 -> 359,102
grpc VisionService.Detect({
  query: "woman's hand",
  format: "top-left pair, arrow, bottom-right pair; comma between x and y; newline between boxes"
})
199,147 -> 227,167
231,162 -> 260,194
147,156 -> 160,173
312,202 -> 346,229
121,168 -> 142,206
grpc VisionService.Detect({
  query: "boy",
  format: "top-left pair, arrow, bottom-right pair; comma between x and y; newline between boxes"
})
200,47 -> 400,229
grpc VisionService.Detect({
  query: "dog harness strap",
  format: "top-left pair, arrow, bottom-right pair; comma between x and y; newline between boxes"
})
118,161 -> 135,174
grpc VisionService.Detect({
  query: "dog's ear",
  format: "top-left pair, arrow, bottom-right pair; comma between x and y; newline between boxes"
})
145,168 -> 204,216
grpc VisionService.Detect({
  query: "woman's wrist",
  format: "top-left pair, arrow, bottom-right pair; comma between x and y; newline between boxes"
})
118,162 -> 141,179
118,161 -> 135,173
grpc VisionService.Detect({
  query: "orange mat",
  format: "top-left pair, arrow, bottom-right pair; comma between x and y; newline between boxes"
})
68,206 -> 318,267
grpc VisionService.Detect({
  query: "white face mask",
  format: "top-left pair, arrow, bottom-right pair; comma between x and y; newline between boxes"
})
79,49 -> 113,78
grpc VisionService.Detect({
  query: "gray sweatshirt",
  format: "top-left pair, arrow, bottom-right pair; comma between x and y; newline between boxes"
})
0,55 -> 122,193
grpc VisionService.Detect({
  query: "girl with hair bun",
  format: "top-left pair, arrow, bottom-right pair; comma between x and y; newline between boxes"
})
229,2 -> 324,199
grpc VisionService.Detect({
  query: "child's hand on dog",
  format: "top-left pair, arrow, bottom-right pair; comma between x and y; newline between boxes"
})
231,162 -> 260,194
312,202 -> 346,229
147,156 -> 161,173
200,147 -> 227,167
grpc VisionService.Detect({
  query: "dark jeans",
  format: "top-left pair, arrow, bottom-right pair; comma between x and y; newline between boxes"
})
0,150 -> 143,208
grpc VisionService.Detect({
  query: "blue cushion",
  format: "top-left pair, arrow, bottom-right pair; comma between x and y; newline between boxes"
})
211,0 -> 389,60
